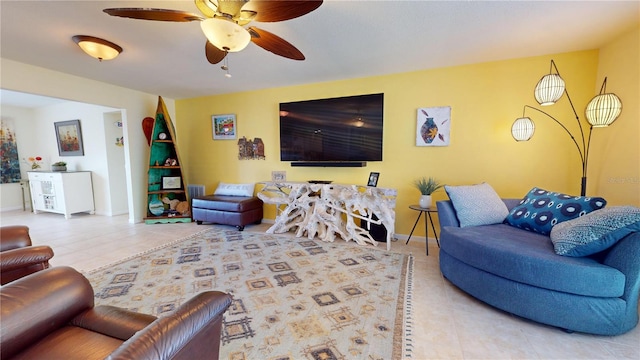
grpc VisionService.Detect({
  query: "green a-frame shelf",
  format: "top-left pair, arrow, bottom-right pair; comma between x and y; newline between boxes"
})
144,97 -> 191,224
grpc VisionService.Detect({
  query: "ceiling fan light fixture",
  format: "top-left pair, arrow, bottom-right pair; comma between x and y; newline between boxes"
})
203,0 -> 218,11
72,35 -> 122,61
195,0 -> 218,18
238,10 -> 257,25
200,18 -> 250,52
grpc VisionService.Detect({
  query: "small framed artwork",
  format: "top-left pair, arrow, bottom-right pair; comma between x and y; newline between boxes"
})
272,171 -> 286,182
416,106 -> 451,146
54,119 -> 84,156
212,114 -> 237,140
161,176 -> 182,190
367,172 -> 380,187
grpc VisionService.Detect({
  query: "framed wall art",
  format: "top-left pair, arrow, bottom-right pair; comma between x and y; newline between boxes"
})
416,106 -> 451,146
212,114 -> 237,140
55,119 -> 84,156
161,176 -> 182,190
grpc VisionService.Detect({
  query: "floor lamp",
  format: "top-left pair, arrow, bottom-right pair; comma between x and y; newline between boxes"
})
511,60 -> 623,196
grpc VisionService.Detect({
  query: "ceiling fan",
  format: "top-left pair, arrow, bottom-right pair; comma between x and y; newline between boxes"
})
103,0 -> 323,67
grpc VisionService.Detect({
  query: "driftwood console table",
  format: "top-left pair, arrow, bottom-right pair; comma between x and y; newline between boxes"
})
257,182 -> 397,250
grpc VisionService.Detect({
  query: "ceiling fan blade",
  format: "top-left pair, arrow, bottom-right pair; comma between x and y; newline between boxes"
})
205,41 -> 228,64
248,27 -> 304,60
103,8 -> 203,22
245,1 -> 323,22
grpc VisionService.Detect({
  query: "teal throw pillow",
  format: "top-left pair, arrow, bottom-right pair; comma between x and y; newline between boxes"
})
445,182 -> 509,227
550,206 -> 640,257
504,187 -> 606,235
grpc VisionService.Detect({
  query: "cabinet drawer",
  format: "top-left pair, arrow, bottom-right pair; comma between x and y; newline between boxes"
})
28,172 -> 60,181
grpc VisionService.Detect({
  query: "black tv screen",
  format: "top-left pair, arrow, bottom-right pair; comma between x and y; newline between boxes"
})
279,93 -> 384,163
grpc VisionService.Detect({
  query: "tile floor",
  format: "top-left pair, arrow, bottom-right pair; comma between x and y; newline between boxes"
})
1,210 -> 639,359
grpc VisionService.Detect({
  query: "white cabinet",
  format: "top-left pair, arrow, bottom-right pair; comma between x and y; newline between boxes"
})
28,171 -> 95,219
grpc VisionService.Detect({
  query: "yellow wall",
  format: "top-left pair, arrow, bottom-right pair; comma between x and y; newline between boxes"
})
590,26 -> 640,205
176,49 -> 636,237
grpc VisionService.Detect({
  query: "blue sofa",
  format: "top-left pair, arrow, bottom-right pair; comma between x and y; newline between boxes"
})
436,199 -> 640,335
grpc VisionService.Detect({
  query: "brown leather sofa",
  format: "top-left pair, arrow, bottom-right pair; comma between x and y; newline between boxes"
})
0,225 -> 54,285
0,266 -> 232,360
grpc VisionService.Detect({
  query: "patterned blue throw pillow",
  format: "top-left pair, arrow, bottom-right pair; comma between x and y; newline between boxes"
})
504,187 -> 607,235
550,206 -> 640,257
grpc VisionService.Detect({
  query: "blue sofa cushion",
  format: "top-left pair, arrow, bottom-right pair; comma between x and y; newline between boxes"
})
440,224 -> 625,297
504,187 -> 606,235
444,183 -> 509,227
550,206 -> 640,257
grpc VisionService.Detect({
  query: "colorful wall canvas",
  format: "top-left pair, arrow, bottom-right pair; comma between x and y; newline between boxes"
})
212,114 -> 237,140
416,106 -> 451,146
0,119 -> 21,183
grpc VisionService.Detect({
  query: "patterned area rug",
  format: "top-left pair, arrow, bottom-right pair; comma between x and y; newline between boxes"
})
87,228 -> 414,359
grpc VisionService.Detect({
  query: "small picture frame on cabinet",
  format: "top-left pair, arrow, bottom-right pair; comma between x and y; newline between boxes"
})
367,172 -> 380,187
161,176 -> 181,190
272,171 -> 286,182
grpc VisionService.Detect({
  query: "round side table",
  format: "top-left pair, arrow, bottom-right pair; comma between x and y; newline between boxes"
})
406,205 -> 439,255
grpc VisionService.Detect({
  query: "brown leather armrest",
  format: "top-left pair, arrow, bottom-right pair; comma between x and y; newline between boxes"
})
0,246 -> 54,285
0,245 -> 54,272
70,305 -> 157,341
0,225 -> 32,251
108,291 -> 232,360
0,266 -> 94,359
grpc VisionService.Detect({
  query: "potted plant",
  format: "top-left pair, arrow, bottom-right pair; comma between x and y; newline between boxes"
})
413,177 -> 443,208
51,161 -> 67,172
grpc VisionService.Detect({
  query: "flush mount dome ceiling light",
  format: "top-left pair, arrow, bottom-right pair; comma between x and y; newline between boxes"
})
72,35 -> 122,61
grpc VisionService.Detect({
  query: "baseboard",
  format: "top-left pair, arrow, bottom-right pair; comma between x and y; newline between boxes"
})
0,206 -> 27,212
395,234 -> 426,243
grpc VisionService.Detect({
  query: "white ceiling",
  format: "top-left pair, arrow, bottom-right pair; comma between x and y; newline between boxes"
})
0,89 -> 70,108
1,1 -> 638,103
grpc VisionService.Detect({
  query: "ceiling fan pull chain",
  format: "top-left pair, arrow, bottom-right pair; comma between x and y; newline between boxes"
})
221,53 -> 232,78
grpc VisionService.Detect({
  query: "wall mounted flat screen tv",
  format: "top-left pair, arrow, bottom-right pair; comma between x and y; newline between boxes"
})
279,93 -> 384,163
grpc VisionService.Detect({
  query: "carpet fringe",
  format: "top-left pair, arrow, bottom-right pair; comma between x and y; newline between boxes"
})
403,253 -> 415,359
